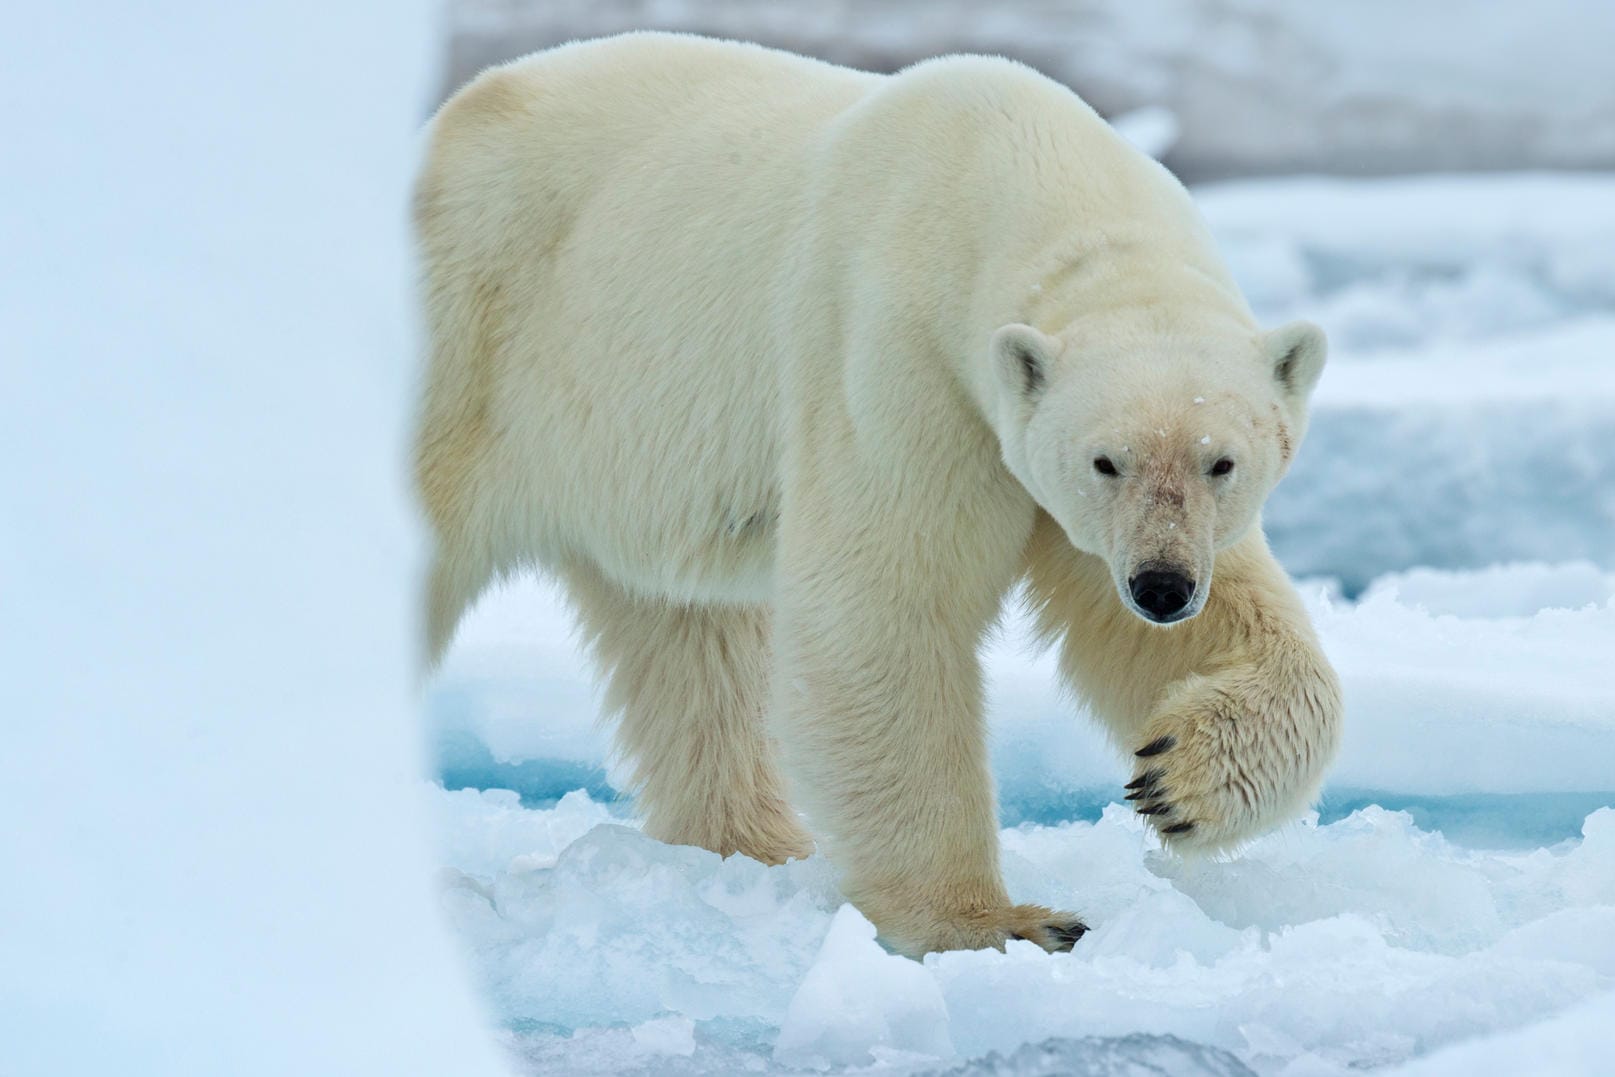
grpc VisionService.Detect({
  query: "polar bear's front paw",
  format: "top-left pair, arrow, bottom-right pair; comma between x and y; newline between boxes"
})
1124,743 -> 1204,840
1123,665 -> 1340,851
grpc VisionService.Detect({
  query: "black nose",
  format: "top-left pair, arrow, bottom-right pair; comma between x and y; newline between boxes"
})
1129,569 -> 1195,622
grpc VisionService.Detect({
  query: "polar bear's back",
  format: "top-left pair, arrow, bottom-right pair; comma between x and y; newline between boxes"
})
417,33 -> 875,255
415,35 -> 887,600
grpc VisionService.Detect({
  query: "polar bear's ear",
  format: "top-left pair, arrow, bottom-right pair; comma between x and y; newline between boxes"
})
990,324 -> 1058,400
1265,320 -> 1327,404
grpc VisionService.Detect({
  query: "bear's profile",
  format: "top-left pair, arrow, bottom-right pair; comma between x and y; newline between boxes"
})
414,32 -> 1342,957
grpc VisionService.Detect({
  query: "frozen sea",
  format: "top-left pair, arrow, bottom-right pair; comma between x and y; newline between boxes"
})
427,173 -> 1615,1076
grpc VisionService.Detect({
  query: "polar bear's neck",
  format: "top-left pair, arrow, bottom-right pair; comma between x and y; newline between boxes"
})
993,233 -> 1256,354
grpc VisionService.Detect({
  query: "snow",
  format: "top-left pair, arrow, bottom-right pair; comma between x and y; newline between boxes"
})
1359,562 -> 1615,621
434,787 -> 1615,1075
1,4 -> 504,1075
935,1035 -> 1256,1076
427,173 -> 1615,1074
1201,175 -> 1615,590
1389,990 -> 1615,1076
445,1 -> 1615,178
775,905 -> 955,1068
1309,577 -> 1615,798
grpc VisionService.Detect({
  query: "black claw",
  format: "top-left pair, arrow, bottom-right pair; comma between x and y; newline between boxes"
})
1048,921 -> 1089,949
1124,768 -> 1164,790
1162,821 -> 1195,835
1124,789 -> 1147,801
1011,921 -> 1090,952
1137,803 -> 1172,816
1135,735 -> 1176,758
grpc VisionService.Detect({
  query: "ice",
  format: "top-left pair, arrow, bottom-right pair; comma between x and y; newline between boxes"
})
1387,990 -> 1615,1076
2,4 -> 506,1075
1198,177 -> 1615,328
1268,389 -> 1615,590
432,785 -> 1615,1075
437,806 -> 842,1034
926,1034 -> 1256,1076
1358,561 -> 1615,620
1195,175 -> 1615,589
775,905 -> 954,1068
445,2 -> 1615,178
1306,577 -> 1615,798
632,1015 -> 698,1056
436,786 -> 622,879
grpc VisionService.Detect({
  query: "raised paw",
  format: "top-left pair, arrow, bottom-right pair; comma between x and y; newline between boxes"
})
1125,761 -> 1196,835
1124,665 -> 1340,851
1126,711 -> 1248,849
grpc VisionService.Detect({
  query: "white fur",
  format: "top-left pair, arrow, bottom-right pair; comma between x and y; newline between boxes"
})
414,32 -> 1342,957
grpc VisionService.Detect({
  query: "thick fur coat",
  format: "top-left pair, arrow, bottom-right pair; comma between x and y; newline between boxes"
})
414,32 -> 1342,957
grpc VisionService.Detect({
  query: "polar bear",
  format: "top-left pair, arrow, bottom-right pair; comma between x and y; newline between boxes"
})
414,32 -> 1342,957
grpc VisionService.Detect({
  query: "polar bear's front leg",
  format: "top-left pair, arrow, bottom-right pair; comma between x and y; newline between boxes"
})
1025,516 -> 1343,851
773,460 -> 1086,957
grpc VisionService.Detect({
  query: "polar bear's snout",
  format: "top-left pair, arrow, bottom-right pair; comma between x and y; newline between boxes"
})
1128,565 -> 1197,623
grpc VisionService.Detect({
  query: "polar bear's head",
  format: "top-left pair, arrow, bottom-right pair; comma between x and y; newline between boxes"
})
986,317 -> 1326,625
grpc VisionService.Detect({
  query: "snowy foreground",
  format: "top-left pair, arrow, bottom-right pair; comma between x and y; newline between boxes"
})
431,173 -> 1615,1077
437,791 -> 1615,1076
4,4 -> 508,1074
433,566 -> 1615,1076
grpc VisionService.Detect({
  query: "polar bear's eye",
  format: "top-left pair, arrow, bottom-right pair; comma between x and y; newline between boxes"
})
1209,458 -> 1235,476
1093,457 -> 1118,476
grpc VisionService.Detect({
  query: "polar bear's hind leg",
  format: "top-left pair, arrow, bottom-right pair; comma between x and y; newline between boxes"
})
560,561 -> 814,865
